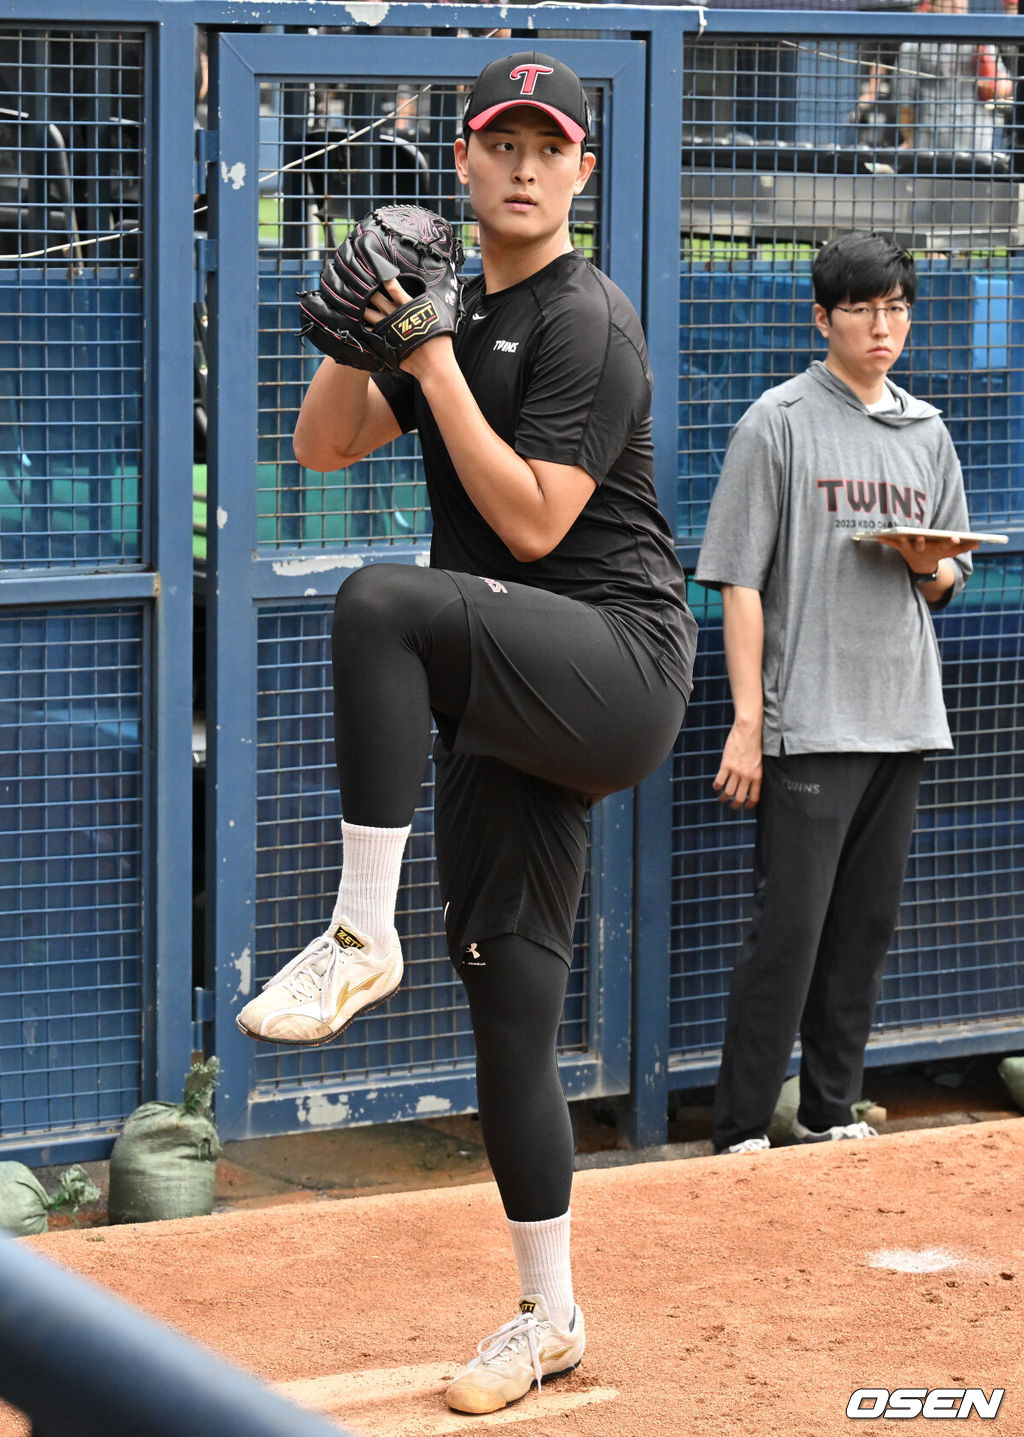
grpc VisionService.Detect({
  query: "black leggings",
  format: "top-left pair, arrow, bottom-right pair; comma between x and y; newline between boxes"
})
457,934 -> 574,1222
333,571 -> 576,1219
331,565 -> 469,826
331,562 -> 685,1216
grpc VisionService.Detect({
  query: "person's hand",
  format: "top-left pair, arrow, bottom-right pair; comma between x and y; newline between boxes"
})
364,279 -> 455,377
298,205 -> 463,372
874,530 -> 978,576
363,277 -> 408,324
713,719 -> 763,809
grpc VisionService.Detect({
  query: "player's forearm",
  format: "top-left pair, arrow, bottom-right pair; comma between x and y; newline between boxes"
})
721,584 -> 765,728
293,357 -> 379,472
411,346 -> 578,561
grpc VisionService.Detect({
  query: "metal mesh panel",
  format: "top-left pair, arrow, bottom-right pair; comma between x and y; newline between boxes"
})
254,75 -> 604,550
0,606 -> 144,1143
880,554 -> 1024,1031
677,30 -> 1024,539
669,580 -> 751,1060
901,266 -> 1024,529
672,22 -> 1023,1073
252,602 -> 590,1095
0,27 -> 145,568
670,560 -> 1024,1069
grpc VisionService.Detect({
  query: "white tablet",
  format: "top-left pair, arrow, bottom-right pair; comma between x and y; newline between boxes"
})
851,526 -> 1009,545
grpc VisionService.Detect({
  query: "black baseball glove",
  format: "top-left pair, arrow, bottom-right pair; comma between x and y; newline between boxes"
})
298,205 -> 465,373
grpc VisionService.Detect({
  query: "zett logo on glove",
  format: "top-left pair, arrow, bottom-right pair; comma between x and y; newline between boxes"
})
391,298 -> 442,343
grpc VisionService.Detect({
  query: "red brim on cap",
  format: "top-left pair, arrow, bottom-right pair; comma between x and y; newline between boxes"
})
467,100 -> 586,145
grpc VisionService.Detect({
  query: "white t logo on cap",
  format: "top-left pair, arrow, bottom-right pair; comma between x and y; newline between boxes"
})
510,63 -> 554,95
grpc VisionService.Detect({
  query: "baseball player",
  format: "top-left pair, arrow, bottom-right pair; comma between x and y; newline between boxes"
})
237,53 -> 697,1412
696,230 -> 976,1157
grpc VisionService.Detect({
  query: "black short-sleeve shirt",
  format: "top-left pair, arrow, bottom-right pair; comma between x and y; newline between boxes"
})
374,250 -> 695,689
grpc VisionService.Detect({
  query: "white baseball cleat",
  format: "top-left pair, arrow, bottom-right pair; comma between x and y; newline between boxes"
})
720,1136 -> 771,1155
445,1295 -> 585,1415
235,918 -> 402,1045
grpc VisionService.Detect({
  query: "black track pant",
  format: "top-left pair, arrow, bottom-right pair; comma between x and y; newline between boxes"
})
711,750 -> 923,1153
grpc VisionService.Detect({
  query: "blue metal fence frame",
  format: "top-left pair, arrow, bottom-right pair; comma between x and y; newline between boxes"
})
1,6 -> 196,1163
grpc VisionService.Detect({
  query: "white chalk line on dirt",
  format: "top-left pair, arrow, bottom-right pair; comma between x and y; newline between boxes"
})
866,1247 -> 969,1274
274,1363 -> 619,1433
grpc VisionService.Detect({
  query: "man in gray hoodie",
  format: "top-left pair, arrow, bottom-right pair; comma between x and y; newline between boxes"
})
696,230 -> 977,1156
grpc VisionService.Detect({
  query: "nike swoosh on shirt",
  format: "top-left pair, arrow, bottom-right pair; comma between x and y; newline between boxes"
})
472,311 -> 488,321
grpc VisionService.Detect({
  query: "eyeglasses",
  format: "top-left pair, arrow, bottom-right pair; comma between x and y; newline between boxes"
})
832,303 -> 911,323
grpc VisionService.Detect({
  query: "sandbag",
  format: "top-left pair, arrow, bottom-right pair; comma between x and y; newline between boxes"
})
107,1058 -> 222,1224
0,1163 -> 101,1236
767,1075 -> 801,1146
998,1056 -> 1024,1111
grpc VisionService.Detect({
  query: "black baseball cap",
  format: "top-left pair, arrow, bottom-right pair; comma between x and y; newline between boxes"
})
463,52 -> 592,145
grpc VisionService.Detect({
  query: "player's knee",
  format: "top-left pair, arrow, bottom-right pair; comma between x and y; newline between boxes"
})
332,564 -> 415,654
332,565 -> 463,666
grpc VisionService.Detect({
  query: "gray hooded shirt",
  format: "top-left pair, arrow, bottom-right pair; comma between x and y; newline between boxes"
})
695,361 -> 972,756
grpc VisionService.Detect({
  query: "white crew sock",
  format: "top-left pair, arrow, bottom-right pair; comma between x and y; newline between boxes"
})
332,820 -> 411,950
506,1210 -> 574,1332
